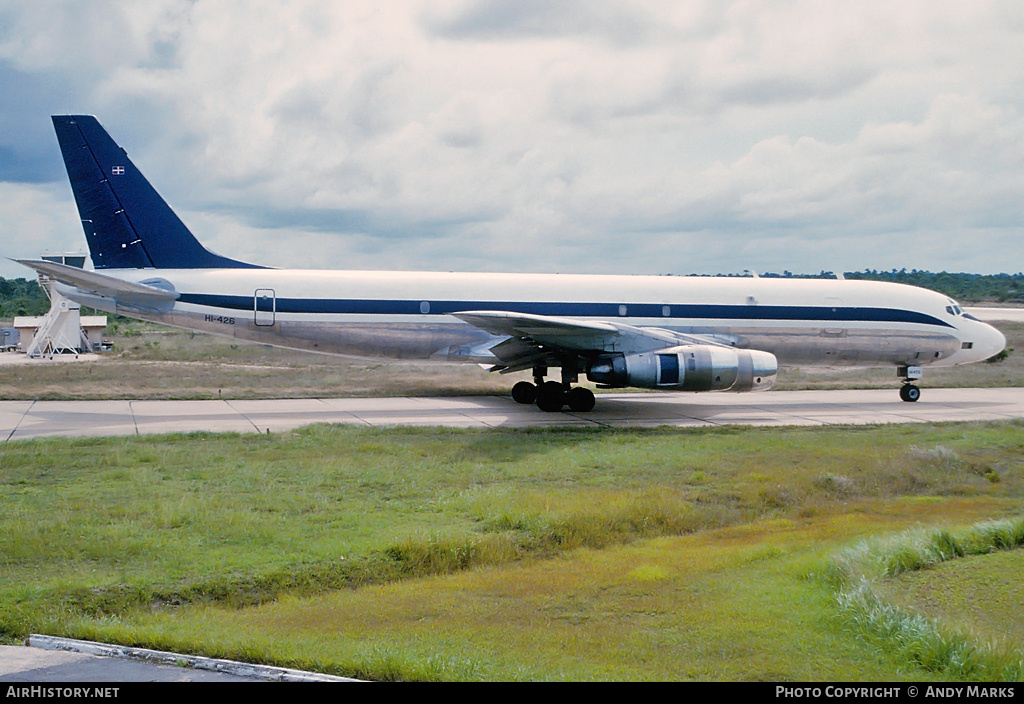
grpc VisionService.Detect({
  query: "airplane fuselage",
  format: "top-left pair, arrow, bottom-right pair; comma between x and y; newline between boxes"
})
61,268 -> 1004,370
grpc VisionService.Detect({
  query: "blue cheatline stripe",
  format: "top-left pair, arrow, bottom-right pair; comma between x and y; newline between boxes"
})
175,293 -> 955,328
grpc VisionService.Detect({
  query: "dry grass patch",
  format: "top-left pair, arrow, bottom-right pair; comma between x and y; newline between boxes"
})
1,322 -> 1021,400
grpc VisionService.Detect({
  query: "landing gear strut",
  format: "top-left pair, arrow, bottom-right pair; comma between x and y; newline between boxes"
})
897,365 -> 922,403
509,365 -> 596,412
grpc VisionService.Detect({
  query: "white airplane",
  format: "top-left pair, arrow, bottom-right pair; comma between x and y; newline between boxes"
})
17,115 -> 1006,412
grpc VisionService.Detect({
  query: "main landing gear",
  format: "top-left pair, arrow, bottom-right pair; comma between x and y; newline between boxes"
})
898,365 -> 923,403
511,366 -> 596,412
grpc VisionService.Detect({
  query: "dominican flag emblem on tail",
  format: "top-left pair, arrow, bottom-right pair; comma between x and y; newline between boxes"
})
112,166 -> 125,175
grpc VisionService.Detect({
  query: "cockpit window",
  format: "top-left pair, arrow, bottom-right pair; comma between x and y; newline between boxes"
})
945,299 -> 963,316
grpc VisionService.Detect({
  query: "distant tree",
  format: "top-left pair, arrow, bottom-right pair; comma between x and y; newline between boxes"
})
844,270 -> 1024,303
0,277 -> 49,319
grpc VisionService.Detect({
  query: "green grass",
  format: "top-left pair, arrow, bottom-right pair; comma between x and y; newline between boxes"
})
881,549 -> 1024,649
59,519 -> 905,681
2,422 -> 1023,679
825,519 -> 1024,680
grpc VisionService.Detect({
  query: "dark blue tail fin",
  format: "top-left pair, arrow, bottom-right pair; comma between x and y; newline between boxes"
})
52,115 -> 261,270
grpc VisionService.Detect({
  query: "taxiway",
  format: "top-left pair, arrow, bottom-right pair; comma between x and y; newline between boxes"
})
3,388 -> 1023,441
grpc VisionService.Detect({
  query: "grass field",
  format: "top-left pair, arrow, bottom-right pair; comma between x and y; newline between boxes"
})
1,422 -> 1022,680
2,318 -> 1022,679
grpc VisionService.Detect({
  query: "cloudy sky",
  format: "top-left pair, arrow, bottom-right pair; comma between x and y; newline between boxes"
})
2,1 -> 1023,279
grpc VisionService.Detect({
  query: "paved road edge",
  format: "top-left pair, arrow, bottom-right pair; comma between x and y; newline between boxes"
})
25,634 -> 362,683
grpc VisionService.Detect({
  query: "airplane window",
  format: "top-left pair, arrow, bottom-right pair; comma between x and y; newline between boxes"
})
946,306 -> 954,315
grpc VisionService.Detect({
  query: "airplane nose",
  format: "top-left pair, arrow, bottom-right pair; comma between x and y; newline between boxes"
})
981,323 -> 1007,360
954,320 -> 1006,365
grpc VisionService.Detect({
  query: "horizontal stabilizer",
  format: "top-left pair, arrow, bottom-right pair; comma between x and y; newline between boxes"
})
15,259 -> 179,310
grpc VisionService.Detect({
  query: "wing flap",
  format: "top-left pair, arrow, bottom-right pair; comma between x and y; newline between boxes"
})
486,337 -> 551,373
452,310 -> 619,372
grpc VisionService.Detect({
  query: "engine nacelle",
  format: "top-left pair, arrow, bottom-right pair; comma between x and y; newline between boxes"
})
587,345 -> 777,392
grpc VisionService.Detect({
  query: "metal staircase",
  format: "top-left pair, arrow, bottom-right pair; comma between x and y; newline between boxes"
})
24,278 -> 85,358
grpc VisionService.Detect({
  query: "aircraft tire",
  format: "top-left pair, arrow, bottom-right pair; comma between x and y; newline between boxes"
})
899,384 -> 921,402
536,381 -> 566,412
511,381 -> 537,404
566,387 -> 596,412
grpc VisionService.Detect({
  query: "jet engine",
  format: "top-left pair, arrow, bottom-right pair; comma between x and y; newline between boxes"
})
587,345 -> 777,392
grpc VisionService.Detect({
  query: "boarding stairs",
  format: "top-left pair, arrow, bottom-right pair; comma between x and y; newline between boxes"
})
24,278 -> 87,358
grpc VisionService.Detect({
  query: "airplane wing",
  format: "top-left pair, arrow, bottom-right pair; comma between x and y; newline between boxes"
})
15,259 -> 179,310
452,310 -> 736,373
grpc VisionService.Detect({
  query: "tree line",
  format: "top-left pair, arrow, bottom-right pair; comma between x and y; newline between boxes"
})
708,269 -> 1023,304
843,269 -> 1024,303
0,277 -> 50,319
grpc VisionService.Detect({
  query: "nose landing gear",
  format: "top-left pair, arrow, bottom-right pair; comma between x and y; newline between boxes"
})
897,365 -> 923,403
899,383 -> 921,402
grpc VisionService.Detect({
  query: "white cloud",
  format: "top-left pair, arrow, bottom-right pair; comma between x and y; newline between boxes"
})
2,0 -> 1023,277
0,183 -> 87,278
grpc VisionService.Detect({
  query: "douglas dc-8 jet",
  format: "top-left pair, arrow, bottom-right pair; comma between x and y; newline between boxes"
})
16,115 -> 1006,412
